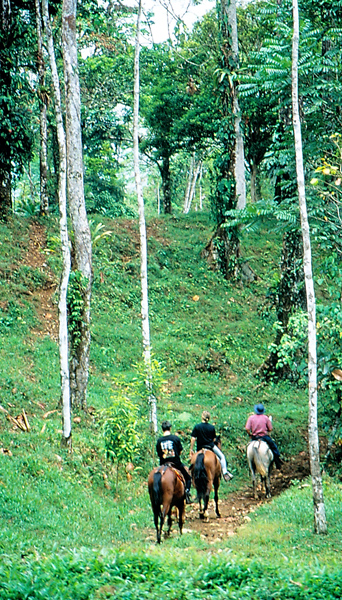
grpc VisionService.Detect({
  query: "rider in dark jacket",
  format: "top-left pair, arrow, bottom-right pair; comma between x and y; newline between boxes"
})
156,420 -> 192,503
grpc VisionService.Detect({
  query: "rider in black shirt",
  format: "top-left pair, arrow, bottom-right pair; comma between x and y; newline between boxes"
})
156,420 -> 192,504
190,410 -> 233,482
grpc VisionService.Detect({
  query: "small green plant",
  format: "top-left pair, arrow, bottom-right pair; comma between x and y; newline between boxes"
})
67,270 -> 88,353
89,220 -> 112,247
102,394 -> 142,479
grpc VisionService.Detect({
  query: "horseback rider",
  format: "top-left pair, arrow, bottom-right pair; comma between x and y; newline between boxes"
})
189,410 -> 233,482
156,420 -> 193,504
245,403 -> 283,469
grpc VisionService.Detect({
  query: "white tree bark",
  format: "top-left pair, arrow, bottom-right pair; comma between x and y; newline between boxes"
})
34,0 -> 49,215
184,154 -> 202,215
62,0 -> 93,409
42,0 -> 71,447
225,0 -> 246,210
187,160 -> 202,214
292,0 -> 327,534
183,153 -> 194,214
133,0 -> 157,433
199,164 -> 203,210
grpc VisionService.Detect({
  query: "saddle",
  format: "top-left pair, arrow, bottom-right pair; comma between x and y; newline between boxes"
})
159,463 -> 186,485
201,445 -> 214,452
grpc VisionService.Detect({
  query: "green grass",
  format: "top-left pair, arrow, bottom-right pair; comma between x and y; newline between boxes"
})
0,212 -> 340,596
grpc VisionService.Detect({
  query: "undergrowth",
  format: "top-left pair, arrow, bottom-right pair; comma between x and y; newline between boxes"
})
0,213 -> 340,593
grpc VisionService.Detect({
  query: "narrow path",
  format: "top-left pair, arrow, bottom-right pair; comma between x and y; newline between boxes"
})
25,221 -> 58,341
146,450 -> 310,542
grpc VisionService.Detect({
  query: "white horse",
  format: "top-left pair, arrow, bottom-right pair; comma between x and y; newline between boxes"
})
247,439 -> 274,499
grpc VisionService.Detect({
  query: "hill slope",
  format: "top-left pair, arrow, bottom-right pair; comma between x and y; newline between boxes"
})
0,212 -> 314,556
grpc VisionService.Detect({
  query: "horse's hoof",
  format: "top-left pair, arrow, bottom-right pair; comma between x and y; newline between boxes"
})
216,513 -> 221,518
199,513 -> 204,520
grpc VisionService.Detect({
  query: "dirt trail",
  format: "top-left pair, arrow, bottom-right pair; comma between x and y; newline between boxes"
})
25,223 -> 312,543
146,451 -> 311,542
25,221 -> 58,341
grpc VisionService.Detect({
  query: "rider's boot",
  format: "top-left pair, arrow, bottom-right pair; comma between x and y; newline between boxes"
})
223,471 -> 233,482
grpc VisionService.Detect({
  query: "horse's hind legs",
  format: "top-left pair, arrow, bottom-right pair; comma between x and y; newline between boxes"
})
154,512 -> 161,544
178,505 -> 185,535
157,513 -> 165,544
202,493 -> 210,521
166,510 -> 173,537
252,474 -> 258,500
265,475 -> 272,498
214,481 -> 220,518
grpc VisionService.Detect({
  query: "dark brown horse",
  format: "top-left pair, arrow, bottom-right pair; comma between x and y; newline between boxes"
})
147,464 -> 186,543
190,449 -> 221,520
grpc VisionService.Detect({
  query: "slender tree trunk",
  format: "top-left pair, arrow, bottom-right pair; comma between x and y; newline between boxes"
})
0,0 -> 12,219
292,0 -> 327,534
157,183 -> 160,215
222,0 -> 246,210
199,164 -> 203,210
133,0 -> 157,433
260,230 -> 305,378
183,153 -> 194,213
184,156 -> 201,215
160,155 -> 172,214
62,0 -> 93,410
42,0 -> 71,448
34,0 -> 49,215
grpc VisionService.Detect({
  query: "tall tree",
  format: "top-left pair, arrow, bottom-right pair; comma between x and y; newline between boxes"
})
42,0 -> 72,447
133,0 -> 157,433
0,0 -> 34,217
292,0 -> 327,534
222,0 -> 246,210
62,0 -> 93,409
34,0 -> 49,215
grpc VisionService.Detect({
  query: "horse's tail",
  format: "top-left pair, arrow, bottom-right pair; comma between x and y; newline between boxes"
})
151,471 -> 163,515
194,453 -> 208,500
249,442 -> 272,477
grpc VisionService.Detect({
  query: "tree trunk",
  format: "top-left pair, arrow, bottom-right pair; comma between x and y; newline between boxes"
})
42,0 -> 72,448
160,156 -> 172,214
260,230 -> 306,378
62,0 -> 93,410
184,157 -> 201,215
183,153 -> 194,214
199,163 -> 203,210
34,0 -> 49,215
292,0 -> 327,534
133,0 -> 157,433
222,0 -> 246,210
205,0 -> 246,279
0,1 -> 12,219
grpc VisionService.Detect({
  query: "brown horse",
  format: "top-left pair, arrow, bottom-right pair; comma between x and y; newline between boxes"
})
147,464 -> 186,544
190,449 -> 221,520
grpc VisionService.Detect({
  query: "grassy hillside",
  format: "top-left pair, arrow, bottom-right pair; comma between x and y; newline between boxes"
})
0,213 -> 341,598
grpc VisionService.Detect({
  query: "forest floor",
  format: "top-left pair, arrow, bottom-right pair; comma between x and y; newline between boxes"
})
25,220 -> 59,342
145,451 -> 311,543
26,222 -> 312,545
